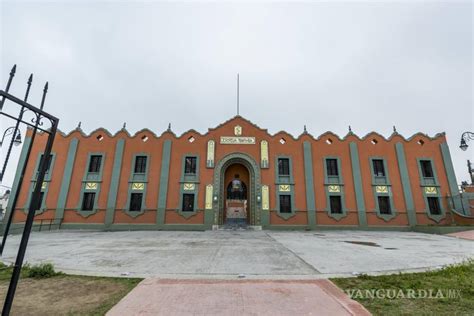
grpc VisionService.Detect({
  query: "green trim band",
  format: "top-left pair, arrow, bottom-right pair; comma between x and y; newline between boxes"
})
395,142 -> 416,226
349,142 -> 367,226
303,141 -> 316,227
55,138 -> 78,221
440,142 -> 463,213
3,136 -> 32,232
157,140 -> 172,224
105,139 -> 125,226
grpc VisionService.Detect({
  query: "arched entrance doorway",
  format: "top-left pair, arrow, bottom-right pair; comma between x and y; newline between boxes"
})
224,163 -> 249,226
213,153 -> 261,227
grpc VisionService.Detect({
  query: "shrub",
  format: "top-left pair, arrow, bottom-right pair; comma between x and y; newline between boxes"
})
26,263 -> 58,278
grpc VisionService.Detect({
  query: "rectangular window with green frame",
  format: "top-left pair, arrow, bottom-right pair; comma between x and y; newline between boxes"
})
36,153 -> 54,178
129,193 -> 143,212
134,156 -> 147,173
278,158 -> 290,176
372,159 -> 385,177
81,192 -> 95,211
88,155 -> 102,173
182,193 -> 195,212
427,197 -> 441,215
420,160 -> 434,178
377,196 -> 392,215
326,159 -> 339,176
329,196 -> 342,214
279,195 -> 292,213
184,156 -> 197,174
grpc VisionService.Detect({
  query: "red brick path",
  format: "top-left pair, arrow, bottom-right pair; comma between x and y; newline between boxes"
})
107,279 -> 371,316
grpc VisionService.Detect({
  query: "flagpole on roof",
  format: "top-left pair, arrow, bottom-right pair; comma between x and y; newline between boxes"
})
237,73 -> 239,116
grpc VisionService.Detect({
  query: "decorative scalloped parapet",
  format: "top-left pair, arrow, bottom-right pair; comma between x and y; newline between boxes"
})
27,115 -> 446,143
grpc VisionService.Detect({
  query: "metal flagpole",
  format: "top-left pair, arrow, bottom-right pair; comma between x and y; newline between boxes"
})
237,73 -> 239,116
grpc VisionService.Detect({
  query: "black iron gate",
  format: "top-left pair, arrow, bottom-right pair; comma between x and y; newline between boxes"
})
0,65 -> 59,315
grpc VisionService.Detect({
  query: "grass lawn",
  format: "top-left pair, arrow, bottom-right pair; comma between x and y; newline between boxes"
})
331,261 -> 474,315
0,263 -> 142,315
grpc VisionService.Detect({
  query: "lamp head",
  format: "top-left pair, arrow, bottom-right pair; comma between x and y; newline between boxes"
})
13,132 -> 22,147
460,138 -> 468,151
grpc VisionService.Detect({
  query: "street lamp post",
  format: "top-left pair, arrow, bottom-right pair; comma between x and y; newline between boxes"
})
468,160 -> 474,185
459,131 -> 474,151
0,127 -> 22,147
0,127 -> 23,183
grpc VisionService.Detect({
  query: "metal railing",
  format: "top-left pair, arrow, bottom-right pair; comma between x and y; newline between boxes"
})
4,218 -> 62,235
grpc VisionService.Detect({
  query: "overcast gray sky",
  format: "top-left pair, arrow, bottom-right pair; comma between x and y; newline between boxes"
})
0,0 -> 473,189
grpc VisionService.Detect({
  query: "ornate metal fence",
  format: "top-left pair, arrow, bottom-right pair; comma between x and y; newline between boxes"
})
0,65 -> 59,315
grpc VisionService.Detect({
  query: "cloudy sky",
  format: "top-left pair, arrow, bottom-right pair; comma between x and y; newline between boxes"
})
0,0 -> 472,189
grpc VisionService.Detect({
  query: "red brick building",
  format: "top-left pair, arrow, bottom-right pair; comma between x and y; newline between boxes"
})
4,116 -> 466,230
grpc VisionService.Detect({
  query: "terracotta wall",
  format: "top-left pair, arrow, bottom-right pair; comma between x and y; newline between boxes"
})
10,116 -> 455,228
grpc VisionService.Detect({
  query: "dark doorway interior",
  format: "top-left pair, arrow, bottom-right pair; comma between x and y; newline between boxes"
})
224,163 -> 249,226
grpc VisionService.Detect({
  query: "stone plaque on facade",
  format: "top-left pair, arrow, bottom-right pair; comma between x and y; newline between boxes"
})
206,140 -> 215,168
41,181 -> 48,190
261,140 -> 269,168
205,184 -> 213,209
262,185 -> 269,210
220,136 -> 255,145
279,184 -> 291,192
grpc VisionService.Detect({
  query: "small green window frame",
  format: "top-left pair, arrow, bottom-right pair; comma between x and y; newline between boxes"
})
416,157 -> 445,222
76,152 -> 105,217
369,157 -> 397,221
323,157 -> 348,220
25,152 -> 56,214
274,155 -> 296,219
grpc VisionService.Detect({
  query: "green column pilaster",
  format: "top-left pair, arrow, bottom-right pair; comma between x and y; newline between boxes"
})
157,140 -> 172,225
303,141 -> 316,227
55,138 -> 78,221
440,142 -> 463,213
2,136 -> 31,232
395,142 -> 417,226
349,142 -> 367,227
105,139 -> 125,227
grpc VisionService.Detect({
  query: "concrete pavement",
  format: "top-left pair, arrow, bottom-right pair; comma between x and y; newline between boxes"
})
2,230 -> 473,278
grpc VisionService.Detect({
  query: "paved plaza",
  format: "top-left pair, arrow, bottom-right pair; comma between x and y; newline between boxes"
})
2,230 -> 473,278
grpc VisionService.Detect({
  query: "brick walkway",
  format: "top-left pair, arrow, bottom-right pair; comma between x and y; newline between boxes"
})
107,279 -> 371,316
447,230 -> 474,241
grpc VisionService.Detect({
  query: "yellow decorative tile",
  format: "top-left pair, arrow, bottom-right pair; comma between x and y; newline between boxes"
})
207,140 -> 215,164
425,187 -> 437,194
183,183 -> 195,191
279,185 -> 291,192
328,185 -> 341,193
234,125 -> 242,136
375,185 -> 388,193
205,184 -> 213,210
261,140 -> 269,167
131,182 -> 145,190
85,182 -> 98,190
262,185 -> 269,210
